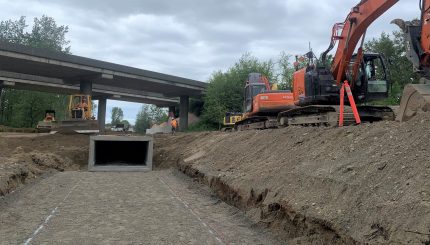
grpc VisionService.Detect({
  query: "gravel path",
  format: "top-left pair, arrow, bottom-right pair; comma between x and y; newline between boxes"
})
0,170 -> 281,245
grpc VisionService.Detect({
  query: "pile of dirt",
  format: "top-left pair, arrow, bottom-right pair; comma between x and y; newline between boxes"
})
0,133 -> 89,196
153,114 -> 430,244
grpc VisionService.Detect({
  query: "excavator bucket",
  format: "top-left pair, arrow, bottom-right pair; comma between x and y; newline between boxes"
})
397,84 -> 430,122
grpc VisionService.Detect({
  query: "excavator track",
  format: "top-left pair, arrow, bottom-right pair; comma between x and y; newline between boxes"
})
235,106 -> 352,130
234,116 -> 278,131
277,106 -> 359,127
278,105 -> 394,127
235,105 -> 395,131
278,106 -> 340,127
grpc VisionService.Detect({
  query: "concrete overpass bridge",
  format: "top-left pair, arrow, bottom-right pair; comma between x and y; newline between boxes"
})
0,41 -> 207,131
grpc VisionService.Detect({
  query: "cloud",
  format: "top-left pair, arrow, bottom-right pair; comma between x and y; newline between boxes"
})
0,0 -> 419,81
0,0 -> 420,121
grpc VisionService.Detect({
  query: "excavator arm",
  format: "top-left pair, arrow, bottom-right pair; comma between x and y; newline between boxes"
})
420,0 -> 430,68
394,0 -> 430,121
322,0 -> 399,85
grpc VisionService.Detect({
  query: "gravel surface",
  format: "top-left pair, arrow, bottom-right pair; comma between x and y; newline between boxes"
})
0,169 -> 282,245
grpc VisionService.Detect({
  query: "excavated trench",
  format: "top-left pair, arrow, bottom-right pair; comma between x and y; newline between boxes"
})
178,162 -> 357,244
153,116 -> 430,245
0,170 -> 28,196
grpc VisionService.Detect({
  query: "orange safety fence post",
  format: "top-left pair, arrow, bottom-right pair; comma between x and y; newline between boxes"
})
344,80 -> 361,125
339,82 -> 345,127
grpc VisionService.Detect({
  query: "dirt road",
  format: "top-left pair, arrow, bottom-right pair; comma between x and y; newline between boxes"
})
0,169 -> 281,245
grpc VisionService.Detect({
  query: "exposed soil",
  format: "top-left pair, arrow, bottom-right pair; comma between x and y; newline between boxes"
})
1,114 -> 429,244
0,133 -> 89,196
153,114 -> 430,244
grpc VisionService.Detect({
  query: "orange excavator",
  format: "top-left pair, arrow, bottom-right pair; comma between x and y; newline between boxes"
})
235,73 -> 294,130
236,0 -> 430,130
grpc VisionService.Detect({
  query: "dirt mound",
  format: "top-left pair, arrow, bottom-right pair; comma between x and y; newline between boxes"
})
0,133 -> 89,196
154,114 -> 430,244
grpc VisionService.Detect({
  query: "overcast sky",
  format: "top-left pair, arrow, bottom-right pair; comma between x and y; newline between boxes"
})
0,0 -> 419,123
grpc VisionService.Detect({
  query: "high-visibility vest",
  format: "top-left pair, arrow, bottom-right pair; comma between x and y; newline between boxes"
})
171,119 -> 178,128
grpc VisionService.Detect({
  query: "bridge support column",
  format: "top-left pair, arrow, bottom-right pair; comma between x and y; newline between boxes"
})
97,98 -> 107,134
0,85 -> 3,122
179,95 -> 189,131
168,106 -> 175,118
80,81 -> 92,95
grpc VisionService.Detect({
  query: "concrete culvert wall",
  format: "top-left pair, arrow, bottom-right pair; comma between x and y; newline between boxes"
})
89,135 -> 153,171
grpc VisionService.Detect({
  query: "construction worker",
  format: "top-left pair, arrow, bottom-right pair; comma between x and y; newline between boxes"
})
170,117 -> 178,134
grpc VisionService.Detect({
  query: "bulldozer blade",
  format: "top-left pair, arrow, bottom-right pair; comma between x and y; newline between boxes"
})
56,120 -> 99,134
397,84 -> 430,122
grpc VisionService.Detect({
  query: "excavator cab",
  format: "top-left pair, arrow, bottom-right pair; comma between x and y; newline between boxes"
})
350,53 -> 390,103
244,73 -> 269,112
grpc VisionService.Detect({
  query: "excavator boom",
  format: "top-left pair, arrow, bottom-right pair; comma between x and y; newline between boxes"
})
323,0 -> 399,84
325,0 -> 430,122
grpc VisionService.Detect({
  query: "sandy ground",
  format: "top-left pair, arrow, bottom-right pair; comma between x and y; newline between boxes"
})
154,114 -> 430,244
0,169 -> 282,245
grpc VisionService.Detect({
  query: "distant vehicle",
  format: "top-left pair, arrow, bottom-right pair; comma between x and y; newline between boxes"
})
111,123 -> 129,132
36,110 -> 57,133
222,112 -> 243,131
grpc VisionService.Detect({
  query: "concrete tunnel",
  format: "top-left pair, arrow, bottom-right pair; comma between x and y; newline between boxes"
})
88,135 -> 154,171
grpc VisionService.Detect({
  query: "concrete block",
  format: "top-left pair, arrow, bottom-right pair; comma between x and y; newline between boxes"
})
88,135 -> 153,172
146,122 -> 171,134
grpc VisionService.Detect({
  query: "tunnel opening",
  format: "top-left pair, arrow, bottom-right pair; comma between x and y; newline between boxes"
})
94,141 -> 148,166
89,135 -> 153,171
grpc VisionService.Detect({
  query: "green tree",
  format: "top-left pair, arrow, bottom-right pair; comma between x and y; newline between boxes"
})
0,16 -> 26,43
120,120 -> 130,130
111,107 -> 124,125
364,31 -> 418,104
276,51 -> 296,90
189,98 -> 204,116
149,105 -> 168,125
0,15 -> 70,127
26,16 -> 70,53
134,105 -> 152,134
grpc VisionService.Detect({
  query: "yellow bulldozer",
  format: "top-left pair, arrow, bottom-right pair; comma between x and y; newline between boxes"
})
37,94 -> 99,134
221,112 -> 243,131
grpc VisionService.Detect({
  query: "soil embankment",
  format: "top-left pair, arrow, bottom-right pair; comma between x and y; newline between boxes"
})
0,133 -> 89,196
154,114 -> 430,244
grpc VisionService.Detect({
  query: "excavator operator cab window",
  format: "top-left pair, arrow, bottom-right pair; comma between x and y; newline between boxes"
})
252,85 -> 267,97
364,55 -> 389,100
244,84 -> 267,112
